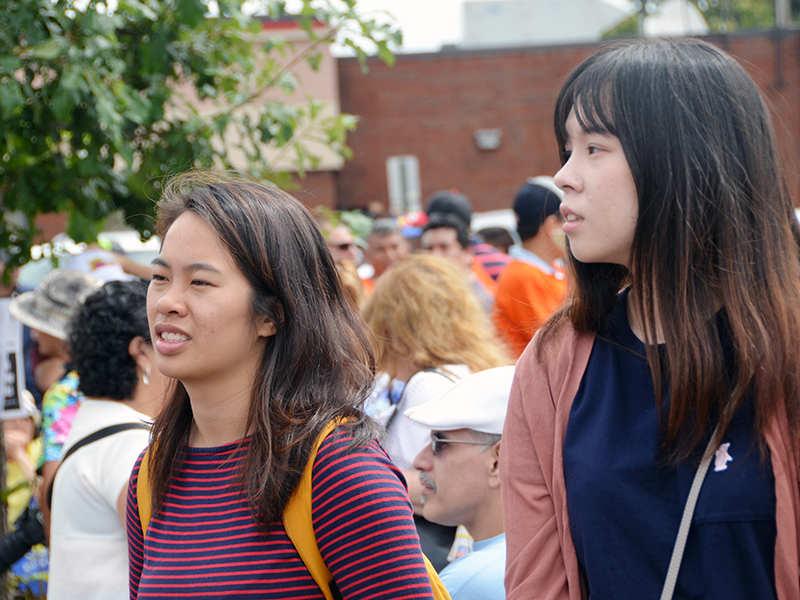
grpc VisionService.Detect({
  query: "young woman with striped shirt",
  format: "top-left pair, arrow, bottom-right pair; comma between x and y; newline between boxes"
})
126,173 -> 436,599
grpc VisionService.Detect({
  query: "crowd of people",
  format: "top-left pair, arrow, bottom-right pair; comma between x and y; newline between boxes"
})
0,37 -> 798,600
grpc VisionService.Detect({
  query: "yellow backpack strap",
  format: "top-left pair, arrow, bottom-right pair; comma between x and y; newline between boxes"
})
283,420 -> 339,600
282,421 -> 453,600
424,554 -> 453,600
137,448 -> 152,537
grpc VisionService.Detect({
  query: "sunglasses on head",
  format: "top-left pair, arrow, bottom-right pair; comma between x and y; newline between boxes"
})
430,434 -> 495,456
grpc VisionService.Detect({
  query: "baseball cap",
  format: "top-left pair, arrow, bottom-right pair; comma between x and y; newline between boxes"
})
513,176 -> 563,241
404,366 -> 515,435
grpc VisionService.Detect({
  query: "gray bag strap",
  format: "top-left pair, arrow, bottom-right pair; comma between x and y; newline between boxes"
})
659,428 -> 720,600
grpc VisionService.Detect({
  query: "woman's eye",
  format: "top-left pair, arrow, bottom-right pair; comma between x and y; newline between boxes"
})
587,145 -> 601,155
151,274 -> 167,282
561,149 -> 572,162
191,280 -> 210,286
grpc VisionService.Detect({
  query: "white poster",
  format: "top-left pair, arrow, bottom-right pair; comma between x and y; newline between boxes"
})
0,298 -> 28,421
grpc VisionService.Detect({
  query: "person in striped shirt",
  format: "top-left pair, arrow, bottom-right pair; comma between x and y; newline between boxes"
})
127,172 -> 435,600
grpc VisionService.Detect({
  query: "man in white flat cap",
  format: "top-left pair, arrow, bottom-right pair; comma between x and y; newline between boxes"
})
407,365 -> 515,600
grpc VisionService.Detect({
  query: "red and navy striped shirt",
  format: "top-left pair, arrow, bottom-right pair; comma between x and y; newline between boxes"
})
472,242 -> 512,281
126,428 -> 434,599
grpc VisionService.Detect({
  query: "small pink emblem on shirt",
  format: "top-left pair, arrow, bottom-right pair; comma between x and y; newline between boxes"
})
714,442 -> 733,472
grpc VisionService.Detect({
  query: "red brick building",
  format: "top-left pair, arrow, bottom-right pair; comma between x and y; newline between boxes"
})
335,29 -> 800,214
34,29 -> 800,238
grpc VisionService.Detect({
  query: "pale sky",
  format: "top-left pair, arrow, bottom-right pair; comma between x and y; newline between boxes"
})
354,0 -> 468,53
352,0 -> 634,53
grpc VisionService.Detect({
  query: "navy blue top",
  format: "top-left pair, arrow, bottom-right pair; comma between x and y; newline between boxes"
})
563,289 -> 777,600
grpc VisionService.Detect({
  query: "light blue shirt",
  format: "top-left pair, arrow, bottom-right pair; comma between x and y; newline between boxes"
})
439,533 -> 506,600
508,245 -> 554,274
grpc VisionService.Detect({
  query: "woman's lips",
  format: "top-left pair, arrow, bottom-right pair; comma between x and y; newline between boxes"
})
561,205 -> 583,234
154,324 -> 192,355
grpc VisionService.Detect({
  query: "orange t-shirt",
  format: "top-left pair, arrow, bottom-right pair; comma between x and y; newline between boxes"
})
493,259 -> 567,357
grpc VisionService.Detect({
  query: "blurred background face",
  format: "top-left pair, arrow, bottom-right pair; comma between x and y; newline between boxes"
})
31,329 -> 68,360
327,225 -> 358,263
366,232 -> 409,278
421,228 -> 473,270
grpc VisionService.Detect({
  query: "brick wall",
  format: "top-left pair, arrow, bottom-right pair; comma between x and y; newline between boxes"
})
288,170 -> 338,210
337,30 -> 800,213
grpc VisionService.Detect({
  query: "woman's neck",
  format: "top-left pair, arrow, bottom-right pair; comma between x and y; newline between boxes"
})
185,381 -> 253,448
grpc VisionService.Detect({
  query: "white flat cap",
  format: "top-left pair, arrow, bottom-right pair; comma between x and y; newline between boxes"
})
404,366 -> 515,435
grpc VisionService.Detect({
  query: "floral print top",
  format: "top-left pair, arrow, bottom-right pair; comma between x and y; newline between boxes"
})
37,371 -> 84,467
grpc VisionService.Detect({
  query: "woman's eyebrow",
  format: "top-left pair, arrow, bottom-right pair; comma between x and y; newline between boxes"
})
184,262 -> 222,274
150,257 -> 221,274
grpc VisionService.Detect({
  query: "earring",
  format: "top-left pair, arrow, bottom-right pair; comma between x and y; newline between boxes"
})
143,367 -> 151,386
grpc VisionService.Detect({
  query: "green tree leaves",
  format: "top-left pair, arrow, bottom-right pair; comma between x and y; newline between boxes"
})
0,0 -> 400,271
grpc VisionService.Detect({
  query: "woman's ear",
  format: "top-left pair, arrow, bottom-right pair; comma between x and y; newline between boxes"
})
258,318 -> 277,338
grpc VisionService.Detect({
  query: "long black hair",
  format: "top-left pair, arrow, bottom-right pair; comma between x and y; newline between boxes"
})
540,38 -> 800,459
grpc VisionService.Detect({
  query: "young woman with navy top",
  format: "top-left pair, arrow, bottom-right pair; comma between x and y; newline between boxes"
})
126,173 -> 436,599
501,39 -> 800,600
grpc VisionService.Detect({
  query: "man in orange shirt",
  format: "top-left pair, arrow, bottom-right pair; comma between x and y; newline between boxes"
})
493,177 -> 567,357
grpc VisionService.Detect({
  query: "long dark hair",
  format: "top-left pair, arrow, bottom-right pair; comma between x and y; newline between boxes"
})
148,172 -> 378,526
540,38 -> 800,459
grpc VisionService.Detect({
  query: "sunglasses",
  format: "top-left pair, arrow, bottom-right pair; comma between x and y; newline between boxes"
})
430,434 -> 494,456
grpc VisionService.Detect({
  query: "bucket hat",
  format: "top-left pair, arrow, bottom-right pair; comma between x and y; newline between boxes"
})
9,269 -> 101,340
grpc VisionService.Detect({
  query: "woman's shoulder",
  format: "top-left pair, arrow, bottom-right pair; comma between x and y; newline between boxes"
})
314,426 -> 396,476
316,425 -> 383,460
524,319 -> 592,361
516,321 -> 595,398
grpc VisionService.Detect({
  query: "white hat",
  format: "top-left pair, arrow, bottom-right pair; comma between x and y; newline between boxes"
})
404,366 -> 515,435
10,269 -> 102,340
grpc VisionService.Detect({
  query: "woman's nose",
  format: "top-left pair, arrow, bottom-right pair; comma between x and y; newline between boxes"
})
152,285 -> 186,316
554,155 -> 581,194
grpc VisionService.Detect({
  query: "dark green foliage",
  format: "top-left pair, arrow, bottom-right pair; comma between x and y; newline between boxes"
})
0,0 -> 401,271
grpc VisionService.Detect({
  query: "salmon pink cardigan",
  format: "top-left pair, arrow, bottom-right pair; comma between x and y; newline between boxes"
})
501,326 -> 800,600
